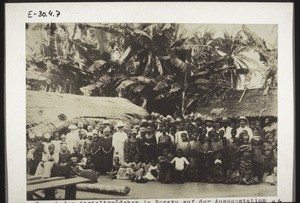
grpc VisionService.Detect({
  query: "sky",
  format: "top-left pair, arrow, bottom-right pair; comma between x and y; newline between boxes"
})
178,24 -> 278,49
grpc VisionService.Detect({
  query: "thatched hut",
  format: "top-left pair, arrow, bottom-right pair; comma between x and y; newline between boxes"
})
196,89 -> 277,119
27,90 -> 148,135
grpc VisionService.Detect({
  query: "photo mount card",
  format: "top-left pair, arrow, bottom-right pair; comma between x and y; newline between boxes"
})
5,2 -> 294,203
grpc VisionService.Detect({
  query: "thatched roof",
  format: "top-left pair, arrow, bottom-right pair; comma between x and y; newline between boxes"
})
196,89 -> 277,119
27,90 -> 148,134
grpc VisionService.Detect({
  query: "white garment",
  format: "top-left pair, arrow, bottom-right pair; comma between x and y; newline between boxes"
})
51,140 -> 62,154
66,131 -> 80,153
237,126 -> 253,140
143,165 -> 158,181
155,131 -> 162,143
219,126 -> 233,139
206,127 -> 214,137
42,142 -> 51,154
175,130 -> 187,145
156,132 -> 174,144
35,152 -> 59,178
171,157 -> 190,171
112,131 -> 128,163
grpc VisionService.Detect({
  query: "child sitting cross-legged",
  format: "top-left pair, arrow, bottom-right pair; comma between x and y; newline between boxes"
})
108,157 -> 121,179
226,162 -> 240,184
143,159 -> 159,181
212,159 -> 226,183
116,156 -> 133,180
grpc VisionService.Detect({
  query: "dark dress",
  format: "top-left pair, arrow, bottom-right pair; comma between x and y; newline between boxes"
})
141,134 -> 157,161
91,138 -> 102,174
100,137 -> 114,174
59,151 -> 70,164
124,138 -> 140,162
31,141 -> 43,175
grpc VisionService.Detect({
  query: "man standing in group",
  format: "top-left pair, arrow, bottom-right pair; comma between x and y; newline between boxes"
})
236,116 -> 253,140
112,121 -> 128,163
219,117 -> 233,140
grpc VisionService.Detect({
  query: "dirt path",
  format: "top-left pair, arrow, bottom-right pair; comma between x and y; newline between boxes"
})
54,176 -> 276,200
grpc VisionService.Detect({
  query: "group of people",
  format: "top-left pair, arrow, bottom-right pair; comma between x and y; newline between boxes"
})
26,113 -> 278,185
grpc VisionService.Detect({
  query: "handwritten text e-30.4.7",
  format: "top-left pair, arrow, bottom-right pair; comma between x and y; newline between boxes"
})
28,10 -> 61,18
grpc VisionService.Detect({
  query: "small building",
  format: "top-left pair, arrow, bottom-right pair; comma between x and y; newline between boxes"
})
27,90 -> 148,135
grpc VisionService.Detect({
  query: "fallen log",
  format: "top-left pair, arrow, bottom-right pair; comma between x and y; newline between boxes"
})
76,184 -> 130,195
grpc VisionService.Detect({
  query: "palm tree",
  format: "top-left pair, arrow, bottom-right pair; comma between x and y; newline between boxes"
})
208,28 -> 264,89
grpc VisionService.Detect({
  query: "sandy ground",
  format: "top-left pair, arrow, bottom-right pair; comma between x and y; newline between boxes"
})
51,175 -> 277,200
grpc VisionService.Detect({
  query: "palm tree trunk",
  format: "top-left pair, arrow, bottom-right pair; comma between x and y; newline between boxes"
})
181,70 -> 188,116
231,70 -> 234,89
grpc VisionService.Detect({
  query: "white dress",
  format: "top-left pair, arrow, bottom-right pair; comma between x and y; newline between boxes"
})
112,131 -> 128,163
66,130 -> 80,153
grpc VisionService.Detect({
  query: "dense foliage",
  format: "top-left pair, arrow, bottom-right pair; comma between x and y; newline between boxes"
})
26,23 -> 277,115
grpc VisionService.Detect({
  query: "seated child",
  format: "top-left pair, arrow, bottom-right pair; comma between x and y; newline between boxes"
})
226,162 -> 240,184
141,158 -> 151,175
171,149 -> 190,183
84,156 -> 95,171
35,144 -> 59,178
117,156 -> 133,180
265,166 -> 277,186
129,155 -> 144,181
212,159 -> 226,183
108,157 -> 121,179
143,159 -> 159,181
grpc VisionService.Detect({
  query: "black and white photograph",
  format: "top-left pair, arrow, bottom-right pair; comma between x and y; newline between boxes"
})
5,2 -> 294,203
25,22 -> 278,200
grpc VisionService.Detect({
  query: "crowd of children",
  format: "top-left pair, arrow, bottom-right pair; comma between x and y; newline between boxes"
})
27,113 -> 278,185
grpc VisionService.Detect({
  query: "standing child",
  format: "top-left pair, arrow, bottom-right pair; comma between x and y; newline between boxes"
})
239,148 -> 256,185
157,149 -> 173,183
170,149 -> 190,183
188,149 -> 200,182
251,136 -> 264,183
